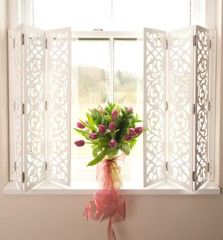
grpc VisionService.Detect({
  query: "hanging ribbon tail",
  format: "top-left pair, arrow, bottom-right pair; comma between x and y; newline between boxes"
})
107,217 -> 116,240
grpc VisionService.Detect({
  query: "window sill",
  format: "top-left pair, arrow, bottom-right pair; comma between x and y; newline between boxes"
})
2,180 -> 221,195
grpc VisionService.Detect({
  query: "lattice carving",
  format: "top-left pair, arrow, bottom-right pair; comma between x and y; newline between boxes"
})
14,26 -> 24,189
23,27 -> 46,190
143,29 -> 166,186
195,26 -> 209,189
47,29 -> 71,185
167,27 -> 194,189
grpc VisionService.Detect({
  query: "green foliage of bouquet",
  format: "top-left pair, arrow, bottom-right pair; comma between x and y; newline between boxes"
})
74,102 -> 143,166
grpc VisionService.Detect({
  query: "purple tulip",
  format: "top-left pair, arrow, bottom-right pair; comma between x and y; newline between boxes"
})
111,110 -> 119,120
109,121 -> 116,131
129,128 -> 136,136
109,139 -> 117,148
124,134 -> 132,141
74,140 -> 85,147
135,126 -> 143,134
126,106 -> 133,113
89,132 -> 97,140
98,124 -> 106,134
77,121 -> 85,129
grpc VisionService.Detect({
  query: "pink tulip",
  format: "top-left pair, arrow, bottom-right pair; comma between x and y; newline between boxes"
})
135,127 -> 143,134
98,124 -> 106,134
77,121 -> 85,129
126,106 -> 133,113
89,132 -> 97,140
111,110 -> 118,120
124,134 -> 132,141
129,128 -> 136,136
74,140 -> 85,147
109,121 -> 116,131
109,139 -> 117,148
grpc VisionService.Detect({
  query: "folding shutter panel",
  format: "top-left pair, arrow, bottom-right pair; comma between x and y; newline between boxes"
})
14,25 -> 24,189
194,26 -> 210,190
47,28 -> 71,185
167,27 -> 194,190
23,26 -> 47,191
143,28 -> 167,186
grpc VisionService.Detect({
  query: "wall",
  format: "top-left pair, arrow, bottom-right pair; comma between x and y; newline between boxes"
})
1,1 -> 223,240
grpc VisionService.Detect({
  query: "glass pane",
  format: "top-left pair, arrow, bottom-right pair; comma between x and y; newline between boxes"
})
113,0 -> 190,30
114,39 -> 143,185
33,0 -> 110,29
71,40 -> 110,182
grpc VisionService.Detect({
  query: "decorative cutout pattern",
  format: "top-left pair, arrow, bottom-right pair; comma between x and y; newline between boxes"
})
143,29 -> 166,186
14,26 -> 23,189
47,29 -> 71,185
167,28 -> 194,189
195,27 -> 209,189
24,27 -> 46,190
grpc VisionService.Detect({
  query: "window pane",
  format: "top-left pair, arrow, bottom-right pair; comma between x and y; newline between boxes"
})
113,0 -> 190,30
71,40 -> 110,182
114,39 -> 143,185
33,0 -> 110,29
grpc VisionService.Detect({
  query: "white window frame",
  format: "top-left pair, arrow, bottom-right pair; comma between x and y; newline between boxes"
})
3,0 -> 222,194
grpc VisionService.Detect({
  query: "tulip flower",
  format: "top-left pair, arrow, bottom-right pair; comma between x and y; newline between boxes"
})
74,140 -> 85,147
129,128 -> 136,136
124,134 -> 132,141
111,110 -> 118,120
89,132 -> 97,140
135,126 -> 143,134
126,106 -> 133,113
98,124 -> 106,134
109,139 -> 117,148
77,121 -> 85,129
109,121 -> 116,131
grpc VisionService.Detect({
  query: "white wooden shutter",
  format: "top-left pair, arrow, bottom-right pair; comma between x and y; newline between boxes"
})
143,28 -> 167,187
46,28 -> 71,185
194,26 -> 210,190
23,26 -> 47,191
167,27 -> 194,190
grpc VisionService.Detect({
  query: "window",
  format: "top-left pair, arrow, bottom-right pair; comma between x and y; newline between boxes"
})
5,0 -> 220,194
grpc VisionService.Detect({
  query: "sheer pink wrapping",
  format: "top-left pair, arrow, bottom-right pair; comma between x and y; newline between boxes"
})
83,156 -> 126,240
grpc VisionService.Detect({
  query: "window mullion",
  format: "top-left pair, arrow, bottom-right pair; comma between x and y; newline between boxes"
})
109,36 -> 114,103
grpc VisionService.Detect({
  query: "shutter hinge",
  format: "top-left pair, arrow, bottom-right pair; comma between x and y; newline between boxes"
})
22,103 -> 25,114
193,35 -> 197,46
45,38 -> 48,49
21,33 -> 25,45
165,101 -> 168,111
192,171 -> 196,182
165,39 -> 168,50
192,104 -> 196,114
45,162 -> 48,171
165,162 -> 168,171
45,101 -> 48,110
207,162 -> 210,172
209,39 -> 212,49
208,101 -> 211,111
14,162 -> 17,172
22,172 -> 25,183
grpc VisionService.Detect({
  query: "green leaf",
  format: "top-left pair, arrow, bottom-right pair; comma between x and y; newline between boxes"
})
121,143 -> 130,155
74,128 -> 90,139
86,113 -> 96,131
87,148 -> 108,166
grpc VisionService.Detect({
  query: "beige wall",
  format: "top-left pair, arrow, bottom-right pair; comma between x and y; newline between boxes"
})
1,1 -> 223,240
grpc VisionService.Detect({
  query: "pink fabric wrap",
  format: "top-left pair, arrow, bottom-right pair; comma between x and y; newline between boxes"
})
83,156 -> 126,240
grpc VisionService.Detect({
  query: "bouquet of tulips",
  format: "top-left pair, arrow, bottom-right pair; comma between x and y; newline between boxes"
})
74,102 -> 143,166
74,102 -> 143,240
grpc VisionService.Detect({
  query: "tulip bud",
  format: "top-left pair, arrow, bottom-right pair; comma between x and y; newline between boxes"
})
109,139 -> 117,148
124,134 -> 132,141
98,124 -> 106,134
109,121 -> 116,131
111,110 -> 118,120
135,126 -> 143,134
126,106 -> 133,113
89,132 -> 97,140
129,128 -> 136,136
74,140 -> 85,147
77,121 -> 85,129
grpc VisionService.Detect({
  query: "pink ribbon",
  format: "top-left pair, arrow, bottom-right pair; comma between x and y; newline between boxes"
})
83,156 -> 126,240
